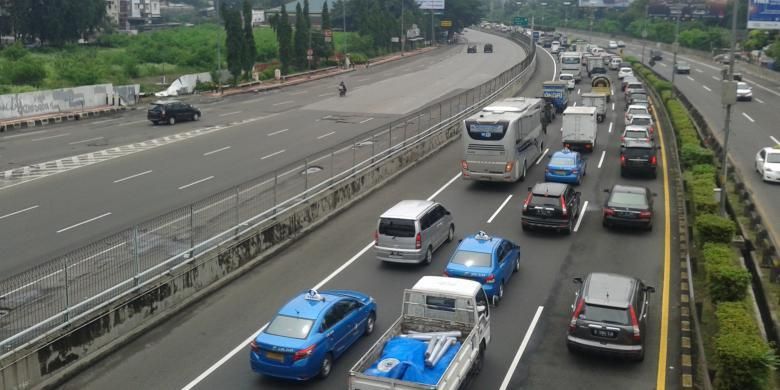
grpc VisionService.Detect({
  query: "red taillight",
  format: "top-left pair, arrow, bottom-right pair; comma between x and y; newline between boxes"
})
603,207 -> 615,216
629,305 -> 641,341
373,230 -> 378,241
293,344 -> 316,361
522,192 -> 533,212
461,160 -> 468,170
650,155 -> 657,165
569,298 -> 584,333
585,144 -> 593,150
620,136 -> 625,142
564,143 -> 571,149
571,169 -> 579,174
485,274 -> 495,284
560,196 -> 568,217
505,161 -> 515,173
249,340 -> 261,353
620,154 -> 626,166
443,270 -> 449,276
415,232 -> 421,249
649,126 -> 655,134
639,210 -> 652,219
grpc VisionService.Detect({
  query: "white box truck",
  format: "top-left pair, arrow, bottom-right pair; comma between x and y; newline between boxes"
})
348,276 -> 491,390
580,92 -> 607,123
562,106 -> 598,152
560,52 -> 584,83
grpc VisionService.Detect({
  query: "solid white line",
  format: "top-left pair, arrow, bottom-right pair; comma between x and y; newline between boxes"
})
178,176 -> 214,190
755,97 -> 765,104
68,136 -> 104,145
113,170 -> 153,183
0,129 -> 49,140
577,88 -> 581,95
272,100 -> 294,106
770,136 -> 780,145
743,77 -> 780,97
711,76 -> 719,81
219,111 -> 242,117
181,172 -> 463,390
267,128 -> 289,136
703,85 -> 712,92
686,76 -> 695,81
203,146 -> 231,156
611,102 -> 615,111
598,151 -> 606,168
359,117 -> 375,124
695,69 -> 703,73
260,149 -> 286,160
31,133 -> 71,142
91,119 -> 115,125
499,306 -> 544,390
118,119 -> 147,126
318,93 -> 332,97
741,112 -> 755,123
659,62 -> 667,67
573,200 -> 589,232
608,122 -> 613,133
487,195 -> 513,224
0,205 -> 39,221
317,131 -> 336,139
56,212 -> 112,233
288,90 -> 308,95
535,148 -> 549,165
239,98 -> 265,105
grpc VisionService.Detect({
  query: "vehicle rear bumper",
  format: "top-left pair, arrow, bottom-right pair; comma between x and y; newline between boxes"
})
621,165 -> 656,175
462,170 -> 514,182
545,172 -> 580,184
562,141 -> 595,152
522,216 -> 569,229
375,246 -> 425,263
603,216 -> 652,228
566,335 -> 643,358
250,354 -> 317,381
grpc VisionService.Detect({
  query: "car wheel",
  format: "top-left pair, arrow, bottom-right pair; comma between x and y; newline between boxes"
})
514,256 -> 520,273
635,347 -> 645,362
447,225 -> 455,242
472,346 -> 485,375
651,170 -> 657,179
192,113 -> 200,121
152,121 -> 159,125
168,116 -> 176,125
319,353 -> 333,379
564,218 -> 573,235
566,342 -> 578,354
602,219 -> 609,228
519,162 -> 527,182
620,168 -> 626,177
424,247 -> 433,265
646,222 -> 653,231
364,312 -> 376,335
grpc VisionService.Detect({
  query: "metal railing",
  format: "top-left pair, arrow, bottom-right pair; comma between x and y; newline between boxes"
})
0,33 -> 535,355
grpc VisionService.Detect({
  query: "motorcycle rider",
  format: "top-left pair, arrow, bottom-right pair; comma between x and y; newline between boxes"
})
338,81 -> 347,96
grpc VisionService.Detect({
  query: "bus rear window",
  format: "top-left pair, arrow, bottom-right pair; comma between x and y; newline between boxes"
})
465,121 -> 507,141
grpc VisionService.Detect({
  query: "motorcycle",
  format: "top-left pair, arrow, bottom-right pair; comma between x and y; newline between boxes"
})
338,85 -> 347,97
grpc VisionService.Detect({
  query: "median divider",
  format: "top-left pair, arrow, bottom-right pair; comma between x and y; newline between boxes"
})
0,32 -> 537,390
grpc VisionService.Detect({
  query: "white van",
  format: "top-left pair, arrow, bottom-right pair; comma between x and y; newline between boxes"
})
551,41 -> 561,53
610,57 -> 622,70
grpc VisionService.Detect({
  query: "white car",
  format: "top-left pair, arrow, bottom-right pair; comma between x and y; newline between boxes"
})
608,41 -> 618,49
736,82 -> 753,101
618,67 -> 634,79
559,73 -> 575,90
756,146 -> 780,182
625,105 -> 650,126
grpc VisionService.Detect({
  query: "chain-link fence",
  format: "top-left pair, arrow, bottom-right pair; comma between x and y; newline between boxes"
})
0,33 -> 535,354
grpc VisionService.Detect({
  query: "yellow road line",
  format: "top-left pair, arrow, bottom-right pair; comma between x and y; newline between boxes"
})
651,94 -> 671,390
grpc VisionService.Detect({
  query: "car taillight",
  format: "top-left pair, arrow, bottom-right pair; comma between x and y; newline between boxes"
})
522,193 -> 533,212
629,305 -> 641,342
564,143 -> 571,149
569,298 -> 584,333
485,274 -> 495,284
373,230 -> 378,242
603,207 -> 615,216
620,136 -> 625,142
650,156 -> 657,165
649,126 -> 655,134
249,340 -> 261,353
293,344 -> 316,361
639,211 -> 652,219
560,196 -> 568,217
415,232 -> 421,249
443,270 -> 449,276
620,155 -> 626,166
544,167 -> 550,173
461,160 -> 468,170
571,169 -> 579,174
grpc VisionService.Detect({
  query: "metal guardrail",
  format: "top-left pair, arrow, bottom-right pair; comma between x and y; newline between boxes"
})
0,33 -> 536,355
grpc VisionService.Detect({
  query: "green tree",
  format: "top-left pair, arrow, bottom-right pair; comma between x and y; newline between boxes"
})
4,57 -> 46,86
1,42 -> 29,61
293,2 -> 308,68
320,1 -> 334,58
277,6 -> 293,73
222,3 -> 245,82
242,0 -> 258,76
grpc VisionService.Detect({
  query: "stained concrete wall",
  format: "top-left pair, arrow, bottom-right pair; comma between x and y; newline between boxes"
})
0,84 -> 141,121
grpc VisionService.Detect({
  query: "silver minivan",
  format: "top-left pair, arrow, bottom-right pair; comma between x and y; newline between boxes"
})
374,200 -> 454,264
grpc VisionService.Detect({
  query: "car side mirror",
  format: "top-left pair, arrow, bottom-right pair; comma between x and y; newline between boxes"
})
527,186 -> 533,191
646,286 -> 656,293
572,277 -> 583,284
477,305 -> 487,314
603,189 -> 611,193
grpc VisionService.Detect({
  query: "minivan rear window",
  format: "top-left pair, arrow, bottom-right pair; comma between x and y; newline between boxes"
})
379,218 -> 416,237
581,304 -> 629,324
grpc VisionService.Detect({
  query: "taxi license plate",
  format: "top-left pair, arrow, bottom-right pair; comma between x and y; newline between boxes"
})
591,329 -> 616,338
266,351 -> 284,362
555,170 -> 567,175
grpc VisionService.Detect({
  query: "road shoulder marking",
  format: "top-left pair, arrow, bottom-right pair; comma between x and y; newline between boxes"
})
573,200 -> 588,232
487,195 -> 513,224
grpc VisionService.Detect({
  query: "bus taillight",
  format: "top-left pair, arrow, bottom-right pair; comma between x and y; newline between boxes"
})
505,161 -> 515,173
461,160 -> 468,170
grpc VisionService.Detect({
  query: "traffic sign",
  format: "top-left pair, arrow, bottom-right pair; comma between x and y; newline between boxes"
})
513,17 -> 528,26
440,20 -> 452,27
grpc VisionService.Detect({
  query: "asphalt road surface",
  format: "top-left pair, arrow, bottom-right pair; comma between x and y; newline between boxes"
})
61,46 -> 679,390
0,29 -> 525,278
578,33 -> 780,253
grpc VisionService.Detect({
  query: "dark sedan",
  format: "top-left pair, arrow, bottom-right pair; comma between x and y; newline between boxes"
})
602,185 -> 655,231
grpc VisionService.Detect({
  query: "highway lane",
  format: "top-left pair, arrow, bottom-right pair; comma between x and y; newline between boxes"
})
577,33 -> 780,247
61,46 -> 676,390
0,29 -> 526,277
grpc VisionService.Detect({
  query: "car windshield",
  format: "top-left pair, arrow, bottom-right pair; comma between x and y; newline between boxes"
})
581,304 -> 629,325
767,154 -> 780,163
265,315 -> 315,339
628,108 -> 647,116
562,57 -> 580,64
379,218 -> 415,237
610,191 -> 648,207
560,75 -> 572,80
737,82 -> 749,89
550,157 -> 575,166
631,117 -> 652,126
678,62 -> 688,67
450,250 -> 492,267
631,94 -> 648,102
625,130 -> 648,139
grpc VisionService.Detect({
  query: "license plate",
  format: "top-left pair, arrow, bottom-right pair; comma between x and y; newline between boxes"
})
591,329 -> 617,338
618,212 -> 635,218
389,251 -> 402,257
266,351 -> 284,362
536,209 -> 552,216
555,170 -> 568,175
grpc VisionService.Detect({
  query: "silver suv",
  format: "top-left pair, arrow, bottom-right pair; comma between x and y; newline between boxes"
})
567,272 -> 655,361
374,200 -> 454,264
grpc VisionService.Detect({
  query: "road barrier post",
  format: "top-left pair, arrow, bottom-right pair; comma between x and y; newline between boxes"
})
234,187 -> 240,234
188,205 -> 194,258
133,226 -> 140,287
273,172 -> 278,215
63,258 -> 70,322
329,151 -> 335,185
304,159 -> 309,198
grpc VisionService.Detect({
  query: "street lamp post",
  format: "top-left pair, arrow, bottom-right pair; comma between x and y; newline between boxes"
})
401,0 -> 405,54
343,0 -> 348,65
671,16 -> 680,87
641,4 -> 648,63
719,0 -> 739,216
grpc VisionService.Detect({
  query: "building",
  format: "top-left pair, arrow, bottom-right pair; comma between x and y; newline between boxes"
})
106,0 -> 121,26
107,0 -> 161,30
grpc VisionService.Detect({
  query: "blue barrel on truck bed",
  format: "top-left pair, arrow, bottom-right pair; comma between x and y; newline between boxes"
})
542,81 -> 569,113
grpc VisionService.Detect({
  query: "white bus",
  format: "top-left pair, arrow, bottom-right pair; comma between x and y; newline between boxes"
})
560,52 -> 583,83
461,97 -> 546,182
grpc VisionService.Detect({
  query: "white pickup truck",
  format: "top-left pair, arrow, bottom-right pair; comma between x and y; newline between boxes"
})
348,276 -> 491,390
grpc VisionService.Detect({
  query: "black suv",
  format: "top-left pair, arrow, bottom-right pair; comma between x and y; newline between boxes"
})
567,273 -> 655,361
467,44 -> 477,53
484,43 -> 493,53
147,100 -> 201,125
521,182 -> 581,234
650,50 -> 662,61
621,139 -> 659,178
602,184 -> 655,230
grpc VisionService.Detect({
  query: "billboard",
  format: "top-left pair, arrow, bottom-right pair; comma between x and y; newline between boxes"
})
417,0 -> 445,9
647,0 -> 726,19
748,0 -> 780,29
578,0 -> 633,8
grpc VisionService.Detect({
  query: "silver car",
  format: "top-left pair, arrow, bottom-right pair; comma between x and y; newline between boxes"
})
374,200 -> 454,264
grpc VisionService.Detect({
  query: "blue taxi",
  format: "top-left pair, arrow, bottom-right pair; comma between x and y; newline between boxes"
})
545,149 -> 587,185
443,231 -> 521,306
250,289 -> 377,381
